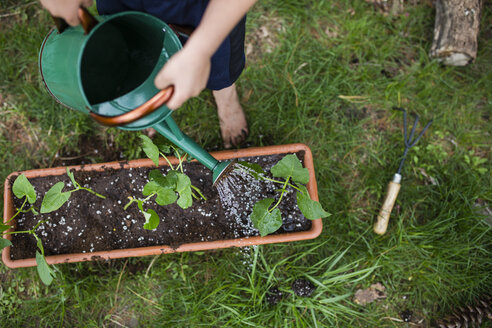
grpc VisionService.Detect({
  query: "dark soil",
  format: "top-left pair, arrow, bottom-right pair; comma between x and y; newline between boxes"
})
291,278 -> 317,297
400,309 -> 413,323
266,286 -> 284,305
51,134 -> 126,167
9,152 -> 311,260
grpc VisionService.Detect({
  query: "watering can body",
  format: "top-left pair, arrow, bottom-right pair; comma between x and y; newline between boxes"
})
39,11 -> 178,131
39,10 -> 231,183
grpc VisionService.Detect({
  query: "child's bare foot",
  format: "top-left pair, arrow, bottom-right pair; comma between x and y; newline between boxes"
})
143,127 -> 156,138
213,84 -> 248,149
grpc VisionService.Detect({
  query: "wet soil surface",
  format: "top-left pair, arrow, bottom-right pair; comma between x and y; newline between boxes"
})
291,278 -> 317,297
266,286 -> 284,305
9,153 -> 311,260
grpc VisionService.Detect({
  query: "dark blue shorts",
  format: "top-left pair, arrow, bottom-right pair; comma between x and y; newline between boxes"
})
97,0 -> 246,90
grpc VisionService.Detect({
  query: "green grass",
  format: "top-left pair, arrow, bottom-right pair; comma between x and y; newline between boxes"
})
1,0 -> 491,327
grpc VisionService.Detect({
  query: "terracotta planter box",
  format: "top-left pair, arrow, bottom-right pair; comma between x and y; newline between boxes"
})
2,143 -> 322,268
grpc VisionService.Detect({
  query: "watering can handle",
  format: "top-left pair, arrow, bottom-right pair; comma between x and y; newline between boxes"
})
51,7 -> 98,35
89,87 -> 175,126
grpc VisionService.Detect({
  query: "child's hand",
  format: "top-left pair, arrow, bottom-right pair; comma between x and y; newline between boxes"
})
154,44 -> 211,110
40,0 -> 93,26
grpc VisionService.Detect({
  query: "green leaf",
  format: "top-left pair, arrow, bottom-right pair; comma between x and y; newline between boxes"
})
143,181 -> 162,196
155,188 -> 178,206
0,224 -> 10,233
0,238 -> 12,251
153,136 -> 171,154
477,167 -> 487,175
137,202 -> 160,230
140,135 -> 160,167
149,169 -> 177,189
13,174 -> 36,204
165,170 -> 179,187
36,251 -> 54,285
149,169 -> 166,183
41,182 -> 71,213
270,154 -> 309,184
237,161 -> 266,179
143,209 -> 160,230
175,173 -> 192,209
250,198 -> 283,237
66,168 -> 77,187
36,235 -> 44,255
142,181 -> 177,206
296,185 -> 330,220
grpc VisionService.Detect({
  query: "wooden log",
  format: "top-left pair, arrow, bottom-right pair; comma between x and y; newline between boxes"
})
430,0 -> 483,66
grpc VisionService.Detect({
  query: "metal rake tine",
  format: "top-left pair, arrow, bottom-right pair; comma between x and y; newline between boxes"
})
406,114 -> 420,147
408,119 -> 433,147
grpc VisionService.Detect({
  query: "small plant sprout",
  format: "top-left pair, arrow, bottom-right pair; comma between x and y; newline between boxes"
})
1,174 -> 54,285
239,154 -> 330,236
124,135 -> 206,230
40,168 -> 106,213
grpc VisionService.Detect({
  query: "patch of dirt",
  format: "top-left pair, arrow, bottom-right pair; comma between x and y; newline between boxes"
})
400,309 -> 413,322
341,106 -> 370,122
8,153 -> 312,260
353,282 -> 387,305
0,111 -> 44,158
266,286 -> 284,305
364,0 -> 432,16
291,278 -> 316,297
51,134 -> 126,167
0,2 -> 43,28
245,15 -> 285,61
474,198 -> 492,227
310,20 -> 341,44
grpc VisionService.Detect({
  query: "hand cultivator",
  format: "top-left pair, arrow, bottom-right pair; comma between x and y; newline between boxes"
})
373,107 -> 433,235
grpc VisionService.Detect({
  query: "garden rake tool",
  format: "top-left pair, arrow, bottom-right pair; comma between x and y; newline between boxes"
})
373,107 -> 433,235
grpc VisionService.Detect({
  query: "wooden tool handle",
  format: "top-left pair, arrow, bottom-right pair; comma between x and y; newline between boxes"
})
374,180 -> 401,235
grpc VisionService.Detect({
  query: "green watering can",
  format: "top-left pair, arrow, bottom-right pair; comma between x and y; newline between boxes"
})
39,8 -> 232,185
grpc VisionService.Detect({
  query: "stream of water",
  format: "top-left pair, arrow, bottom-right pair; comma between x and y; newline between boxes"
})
214,163 -> 271,237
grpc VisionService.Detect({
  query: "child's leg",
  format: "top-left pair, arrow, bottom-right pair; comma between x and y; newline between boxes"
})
213,83 -> 248,149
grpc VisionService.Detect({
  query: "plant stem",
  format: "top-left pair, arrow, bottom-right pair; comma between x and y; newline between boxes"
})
5,220 -> 48,236
171,146 -> 184,173
270,177 -> 290,212
77,187 -> 106,199
7,198 -> 27,223
124,193 -> 155,210
191,185 -> 207,201
160,152 -> 174,170
33,233 -> 44,255
32,219 -> 48,231
124,197 -> 137,211
261,176 -> 302,192
5,230 -> 31,235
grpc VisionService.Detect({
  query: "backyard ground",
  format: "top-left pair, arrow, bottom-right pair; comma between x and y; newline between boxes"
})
0,0 -> 491,327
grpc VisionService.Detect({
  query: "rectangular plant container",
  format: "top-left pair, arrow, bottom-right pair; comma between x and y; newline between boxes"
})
2,143 -> 322,268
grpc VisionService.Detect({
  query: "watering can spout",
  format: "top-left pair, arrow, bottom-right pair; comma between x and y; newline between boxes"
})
152,118 -> 232,185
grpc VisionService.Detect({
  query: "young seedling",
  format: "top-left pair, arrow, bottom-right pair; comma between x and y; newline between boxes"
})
239,154 -> 330,236
2,170 -> 106,285
1,174 -> 54,285
124,135 -> 206,230
40,167 -> 106,213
